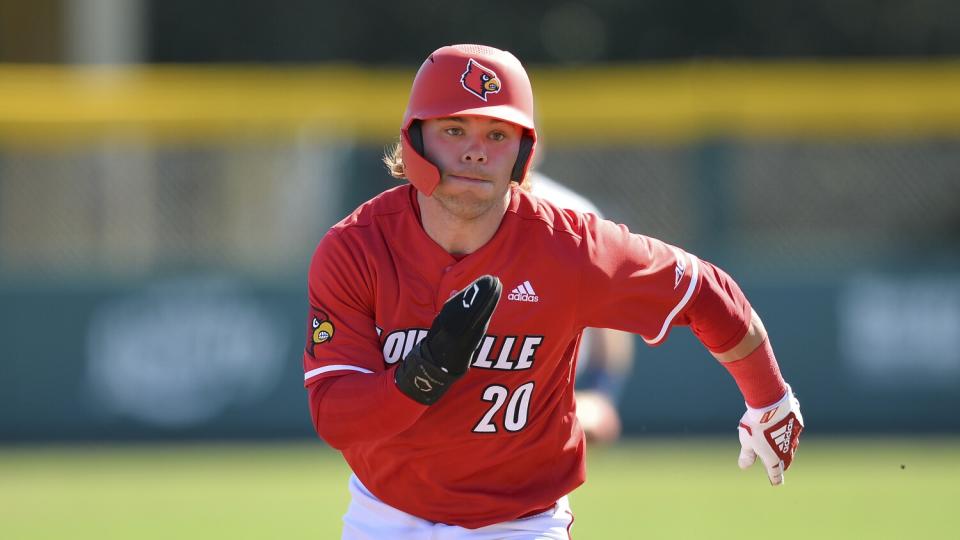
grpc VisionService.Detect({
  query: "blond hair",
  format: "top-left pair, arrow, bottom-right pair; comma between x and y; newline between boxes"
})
382,140 -> 533,191
383,141 -> 406,180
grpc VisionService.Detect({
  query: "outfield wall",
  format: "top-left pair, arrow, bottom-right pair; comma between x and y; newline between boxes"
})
1,62 -> 958,440
1,274 -> 959,441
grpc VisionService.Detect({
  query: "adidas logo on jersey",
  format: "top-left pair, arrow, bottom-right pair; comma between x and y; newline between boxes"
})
507,280 -> 539,303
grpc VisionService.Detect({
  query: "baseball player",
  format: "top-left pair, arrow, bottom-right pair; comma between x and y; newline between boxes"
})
304,44 -> 804,539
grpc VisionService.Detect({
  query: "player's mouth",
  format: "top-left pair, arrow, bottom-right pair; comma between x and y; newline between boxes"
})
447,173 -> 491,184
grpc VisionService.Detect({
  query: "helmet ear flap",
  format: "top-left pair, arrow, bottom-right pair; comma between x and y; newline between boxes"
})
400,121 -> 441,196
510,133 -> 535,182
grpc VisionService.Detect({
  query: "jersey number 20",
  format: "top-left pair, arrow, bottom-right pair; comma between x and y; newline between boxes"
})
473,382 -> 534,433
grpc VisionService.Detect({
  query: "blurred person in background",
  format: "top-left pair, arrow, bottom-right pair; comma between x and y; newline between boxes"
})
303,44 -> 804,539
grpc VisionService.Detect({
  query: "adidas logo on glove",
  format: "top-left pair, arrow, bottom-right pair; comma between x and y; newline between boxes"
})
507,280 -> 539,303
769,416 -> 796,454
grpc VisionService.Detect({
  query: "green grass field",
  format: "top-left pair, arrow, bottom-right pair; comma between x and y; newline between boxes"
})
1,437 -> 957,539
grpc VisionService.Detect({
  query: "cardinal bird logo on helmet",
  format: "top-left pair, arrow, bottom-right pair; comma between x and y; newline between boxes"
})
461,59 -> 501,101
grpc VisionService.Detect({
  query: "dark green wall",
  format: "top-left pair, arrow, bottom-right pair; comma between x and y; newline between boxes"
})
3,272 -> 958,442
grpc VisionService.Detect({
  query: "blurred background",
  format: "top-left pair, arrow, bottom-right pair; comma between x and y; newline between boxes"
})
1,1 -> 958,538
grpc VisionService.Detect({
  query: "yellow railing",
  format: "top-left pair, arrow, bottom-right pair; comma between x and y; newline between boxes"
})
1,61 -> 958,145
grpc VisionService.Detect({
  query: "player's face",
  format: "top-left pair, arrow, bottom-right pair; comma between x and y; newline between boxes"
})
421,116 -> 523,220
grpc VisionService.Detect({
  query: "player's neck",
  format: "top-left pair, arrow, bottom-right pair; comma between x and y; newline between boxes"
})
416,189 -> 509,256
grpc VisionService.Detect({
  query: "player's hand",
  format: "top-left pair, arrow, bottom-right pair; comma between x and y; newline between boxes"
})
736,384 -> 804,486
575,391 -> 622,445
395,275 -> 502,405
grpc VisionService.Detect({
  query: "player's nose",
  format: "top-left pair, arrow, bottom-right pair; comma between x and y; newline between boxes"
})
461,139 -> 487,164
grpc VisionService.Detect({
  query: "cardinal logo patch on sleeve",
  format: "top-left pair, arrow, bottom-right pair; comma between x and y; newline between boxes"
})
305,306 -> 335,357
461,59 -> 501,101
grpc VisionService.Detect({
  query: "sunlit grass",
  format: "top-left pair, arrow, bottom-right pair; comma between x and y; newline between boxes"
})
1,437 -> 957,539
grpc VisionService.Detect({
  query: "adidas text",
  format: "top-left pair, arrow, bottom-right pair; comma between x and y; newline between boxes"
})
508,292 -> 539,303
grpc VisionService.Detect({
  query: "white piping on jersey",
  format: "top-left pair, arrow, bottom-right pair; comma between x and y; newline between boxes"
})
304,364 -> 374,382
643,249 -> 700,346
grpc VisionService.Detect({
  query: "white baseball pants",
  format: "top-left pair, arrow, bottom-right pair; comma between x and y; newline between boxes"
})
341,474 -> 574,540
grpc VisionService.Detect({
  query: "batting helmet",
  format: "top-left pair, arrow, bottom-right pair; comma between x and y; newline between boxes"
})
400,44 -> 538,196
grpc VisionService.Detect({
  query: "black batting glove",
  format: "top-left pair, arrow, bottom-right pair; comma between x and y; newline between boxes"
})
395,275 -> 502,405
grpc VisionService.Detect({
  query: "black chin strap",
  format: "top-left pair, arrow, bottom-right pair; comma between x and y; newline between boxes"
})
408,120 -> 533,183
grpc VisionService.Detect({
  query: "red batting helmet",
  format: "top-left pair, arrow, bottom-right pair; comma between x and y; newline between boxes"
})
400,44 -> 538,196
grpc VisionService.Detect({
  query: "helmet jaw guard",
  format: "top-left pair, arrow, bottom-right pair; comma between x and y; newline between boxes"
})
400,44 -> 538,196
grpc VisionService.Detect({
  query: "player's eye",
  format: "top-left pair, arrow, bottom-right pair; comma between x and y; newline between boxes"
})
489,131 -> 506,142
444,127 -> 464,136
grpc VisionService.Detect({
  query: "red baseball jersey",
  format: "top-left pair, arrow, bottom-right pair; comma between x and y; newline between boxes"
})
304,184 -> 720,528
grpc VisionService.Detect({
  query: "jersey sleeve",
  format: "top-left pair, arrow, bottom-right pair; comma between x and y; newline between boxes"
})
576,213 -> 753,351
575,213 -> 702,346
303,229 -> 383,386
304,229 -> 429,449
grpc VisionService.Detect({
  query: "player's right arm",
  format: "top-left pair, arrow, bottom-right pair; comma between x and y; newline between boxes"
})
304,230 -> 426,449
305,231 -> 501,450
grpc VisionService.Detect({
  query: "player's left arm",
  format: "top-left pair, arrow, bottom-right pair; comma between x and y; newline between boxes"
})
575,214 -> 803,484
683,261 -> 804,486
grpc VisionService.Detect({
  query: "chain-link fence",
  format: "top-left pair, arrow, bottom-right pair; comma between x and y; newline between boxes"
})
540,139 -> 960,272
2,135 -> 958,280
0,134 -> 352,279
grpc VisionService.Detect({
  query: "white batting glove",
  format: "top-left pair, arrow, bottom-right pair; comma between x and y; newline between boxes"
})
736,384 -> 804,486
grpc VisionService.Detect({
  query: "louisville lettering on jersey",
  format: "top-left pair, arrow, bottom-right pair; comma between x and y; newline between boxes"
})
381,328 -> 543,371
